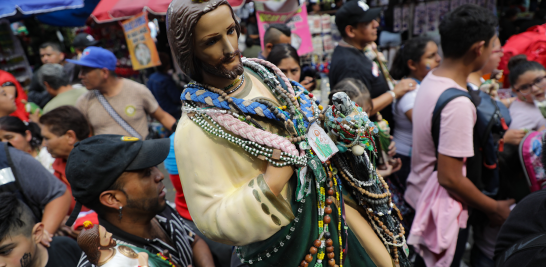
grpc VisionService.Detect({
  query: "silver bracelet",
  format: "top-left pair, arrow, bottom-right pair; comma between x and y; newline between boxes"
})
388,91 -> 396,104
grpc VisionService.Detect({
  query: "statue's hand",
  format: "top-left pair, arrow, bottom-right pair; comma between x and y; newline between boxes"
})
264,163 -> 294,196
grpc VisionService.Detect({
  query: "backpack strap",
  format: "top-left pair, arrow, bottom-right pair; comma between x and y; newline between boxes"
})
431,88 -> 473,170
1,143 -> 42,220
497,232 -> 546,267
93,90 -> 143,139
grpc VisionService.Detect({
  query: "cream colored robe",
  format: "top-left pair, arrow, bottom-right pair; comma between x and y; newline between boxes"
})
175,71 -> 393,266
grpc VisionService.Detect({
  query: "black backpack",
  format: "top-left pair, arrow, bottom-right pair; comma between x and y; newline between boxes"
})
432,87 -> 511,197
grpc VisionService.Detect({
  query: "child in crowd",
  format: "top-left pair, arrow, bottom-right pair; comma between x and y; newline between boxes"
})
0,116 -> 54,173
389,36 -> 441,188
507,55 -> 546,131
406,4 -> 514,266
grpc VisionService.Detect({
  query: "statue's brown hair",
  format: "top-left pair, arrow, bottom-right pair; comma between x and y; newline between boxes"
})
77,224 -> 101,265
167,0 -> 241,81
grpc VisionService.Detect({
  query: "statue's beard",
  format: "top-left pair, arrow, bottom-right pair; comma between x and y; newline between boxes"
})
199,50 -> 244,80
99,238 -> 117,250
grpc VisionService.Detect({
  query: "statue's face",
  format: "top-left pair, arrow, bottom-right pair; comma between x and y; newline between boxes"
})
193,4 -> 242,80
98,225 -> 116,249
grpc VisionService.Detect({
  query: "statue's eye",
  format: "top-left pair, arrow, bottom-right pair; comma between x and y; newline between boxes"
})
227,27 -> 235,35
206,39 -> 217,46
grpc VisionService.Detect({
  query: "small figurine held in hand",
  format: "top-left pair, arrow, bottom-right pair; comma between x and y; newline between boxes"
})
479,69 -> 503,99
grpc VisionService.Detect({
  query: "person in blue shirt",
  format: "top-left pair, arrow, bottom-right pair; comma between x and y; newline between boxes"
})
146,52 -> 183,119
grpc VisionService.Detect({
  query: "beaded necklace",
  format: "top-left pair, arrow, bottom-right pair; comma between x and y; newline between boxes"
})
224,73 -> 243,91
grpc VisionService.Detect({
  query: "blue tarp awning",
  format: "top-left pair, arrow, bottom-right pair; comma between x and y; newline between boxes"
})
36,0 -> 101,27
0,0 -> 84,20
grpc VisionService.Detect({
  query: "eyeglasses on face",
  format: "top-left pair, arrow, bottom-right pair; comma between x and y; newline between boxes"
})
515,75 -> 546,94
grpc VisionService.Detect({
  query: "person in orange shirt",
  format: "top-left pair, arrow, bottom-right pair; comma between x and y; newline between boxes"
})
39,106 -> 90,214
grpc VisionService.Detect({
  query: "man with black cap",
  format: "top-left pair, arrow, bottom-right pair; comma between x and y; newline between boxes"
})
65,135 -> 214,267
330,0 -> 415,129
73,33 -> 99,60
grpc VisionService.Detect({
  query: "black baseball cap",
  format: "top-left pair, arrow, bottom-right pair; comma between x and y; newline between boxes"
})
72,33 -> 99,48
65,135 -> 170,226
335,0 -> 381,32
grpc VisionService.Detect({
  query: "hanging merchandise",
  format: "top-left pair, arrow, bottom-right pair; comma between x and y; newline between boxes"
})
321,15 -> 331,33
402,5 -> 410,32
487,0 -> 496,11
312,36 -> 324,54
256,5 -> 313,55
393,6 -> 402,32
438,0 -> 450,21
426,1 -> 439,32
308,15 -> 322,34
451,0 -> 460,10
121,12 -> 161,70
0,20 -> 31,87
413,3 -> 427,36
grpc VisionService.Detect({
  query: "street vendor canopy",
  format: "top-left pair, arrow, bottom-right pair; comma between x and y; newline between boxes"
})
0,0 -> 84,19
91,0 -> 245,23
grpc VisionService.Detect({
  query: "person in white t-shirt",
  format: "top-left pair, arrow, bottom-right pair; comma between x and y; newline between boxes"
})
389,36 -> 441,187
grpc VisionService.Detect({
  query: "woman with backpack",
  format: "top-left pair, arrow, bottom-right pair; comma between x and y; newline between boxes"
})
389,36 -> 441,188
507,55 -> 546,131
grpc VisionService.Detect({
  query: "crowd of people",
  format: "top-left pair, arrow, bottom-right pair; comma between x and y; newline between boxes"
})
2,1 -> 546,267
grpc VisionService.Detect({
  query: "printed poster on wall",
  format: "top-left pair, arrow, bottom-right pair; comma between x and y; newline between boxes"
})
121,13 -> 160,70
256,5 -> 313,55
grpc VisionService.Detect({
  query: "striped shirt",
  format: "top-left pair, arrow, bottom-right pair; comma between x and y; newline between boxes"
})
76,206 -> 195,267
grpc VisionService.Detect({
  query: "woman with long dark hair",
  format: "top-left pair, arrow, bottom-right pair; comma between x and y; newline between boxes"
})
389,36 -> 441,187
0,116 -> 54,172
267,43 -> 315,90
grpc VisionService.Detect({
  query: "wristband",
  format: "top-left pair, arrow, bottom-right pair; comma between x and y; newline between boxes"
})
388,91 -> 396,103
